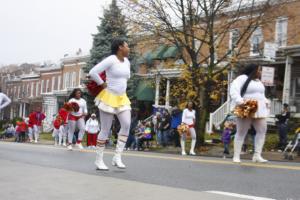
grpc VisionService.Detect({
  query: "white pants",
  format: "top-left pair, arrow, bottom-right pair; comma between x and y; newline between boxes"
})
28,127 -> 33,141
180,127 -> 196,141
33,125 -> 41,141
97,110 -> 131,141
53,125 -> 67,144
68,118 -> 85,144
234,118 -> 267,154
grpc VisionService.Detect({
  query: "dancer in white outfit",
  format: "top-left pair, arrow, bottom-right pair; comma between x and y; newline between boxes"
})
181,102 -> 197,156
230,64 -> 270,163
67,89 -> 88,150
89,38 -> 131,170
0,92 -> 11,111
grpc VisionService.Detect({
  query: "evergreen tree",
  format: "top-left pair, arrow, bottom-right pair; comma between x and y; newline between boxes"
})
85,0 -> 128,72
84,0 -> 138,112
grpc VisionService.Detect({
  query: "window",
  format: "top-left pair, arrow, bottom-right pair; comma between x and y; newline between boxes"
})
36,82 -> 39,97
275,17 -> 288,47
63,73 -> 67,89
52,76 -> 55,92
18,86 -> 20,98
250,27 -> 263,56
14,86 -> 16,97
41,80 -> 44,94
57,75 -> 61,90
46,80 -> 49,93
68,72 -> 72,88
229,29 -> 239,51
72,72 -> 77,87
31,82 -> 34,97
213,34 -> 219,62
22,85 -> 25,97
26,84 -> 30,96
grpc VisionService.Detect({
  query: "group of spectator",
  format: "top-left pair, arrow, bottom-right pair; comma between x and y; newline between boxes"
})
125,106 -> 185,151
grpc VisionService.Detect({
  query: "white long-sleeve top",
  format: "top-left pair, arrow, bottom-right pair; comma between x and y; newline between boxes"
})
85,118 -> 100,134
68,98 -> 88,117
0,93 -> 11,110
182,108 -> 196,126
89,55 -> 130,95
230,74 -> 269,118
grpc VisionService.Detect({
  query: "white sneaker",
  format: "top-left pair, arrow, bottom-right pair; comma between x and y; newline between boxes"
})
189,151 -> 196,156
252,154 -> 268,163
67,145 -> 73,151
76,143 -> 84,149
34,140 -> 38,143
63,142 -> 67,147
181,151 -> 187,156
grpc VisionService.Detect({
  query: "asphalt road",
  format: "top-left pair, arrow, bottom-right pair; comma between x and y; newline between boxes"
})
0,142 -> 299,200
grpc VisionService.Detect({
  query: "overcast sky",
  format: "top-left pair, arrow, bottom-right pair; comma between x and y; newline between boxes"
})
0,0 -> 112,65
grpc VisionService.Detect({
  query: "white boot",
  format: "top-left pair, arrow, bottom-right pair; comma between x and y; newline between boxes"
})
54,137 -> 58,146
233,139 -> 243,163
180,140 -> 186,155
62,136 -> 67,146
58,135 -> 62,146
112,140 -> 126,169
253,137 -> 268,163
95,146 -> 109,170
252,153 -> 268,163
34,132 -> 38,143
189,139 -> 196,156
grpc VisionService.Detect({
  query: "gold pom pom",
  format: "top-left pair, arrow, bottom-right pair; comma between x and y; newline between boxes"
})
233,99 -> 258,118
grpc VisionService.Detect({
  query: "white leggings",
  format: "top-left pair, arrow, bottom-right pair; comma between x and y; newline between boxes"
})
33,125 -> 41,141
53,125 -> 67,144
181,127 -> 197,141
97,110 -> 131,141
68,118 -> 85,144
28,127 -> 33,140
235,118 -> 267,154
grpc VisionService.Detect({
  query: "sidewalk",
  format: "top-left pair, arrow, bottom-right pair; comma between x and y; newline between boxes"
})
151,144 -> 300,163
2,137 -> 300,163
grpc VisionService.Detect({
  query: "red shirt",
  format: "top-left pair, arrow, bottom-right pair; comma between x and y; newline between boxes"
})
29,112 -> 46,126
53,118 -> 63,129
16,121 -> 27,132
58,108 -> 69,124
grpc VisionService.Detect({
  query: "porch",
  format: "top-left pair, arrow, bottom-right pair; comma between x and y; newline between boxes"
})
207,45 -> 300,133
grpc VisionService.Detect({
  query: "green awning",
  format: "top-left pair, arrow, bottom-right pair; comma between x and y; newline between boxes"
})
135,81 -> 155,101
162,46 -> 179,59
151,45 -> 168,60
137,51 -> 153,64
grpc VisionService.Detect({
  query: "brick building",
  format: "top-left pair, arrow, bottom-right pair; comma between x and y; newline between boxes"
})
0,52 -> 89,130
133,0 -> 300,129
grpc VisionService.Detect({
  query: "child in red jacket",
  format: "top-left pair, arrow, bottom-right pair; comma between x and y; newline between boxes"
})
16,119 -> 28,143
29,107 -> 46,143
52,116 -> 64,146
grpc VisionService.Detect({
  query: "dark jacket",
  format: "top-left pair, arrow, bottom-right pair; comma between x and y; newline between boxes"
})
276,111 -> 290,124
159,114 -> 171,131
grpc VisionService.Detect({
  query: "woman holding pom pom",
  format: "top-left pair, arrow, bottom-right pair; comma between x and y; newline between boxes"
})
67,88 -> 88,150
230,64 -> 270,163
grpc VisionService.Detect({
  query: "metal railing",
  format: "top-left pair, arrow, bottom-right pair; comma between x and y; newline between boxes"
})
207,99 -> 283,133
208,101 -> 229,133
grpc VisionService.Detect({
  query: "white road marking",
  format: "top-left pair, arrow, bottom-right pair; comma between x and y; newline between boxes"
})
206,191 -> 276,200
